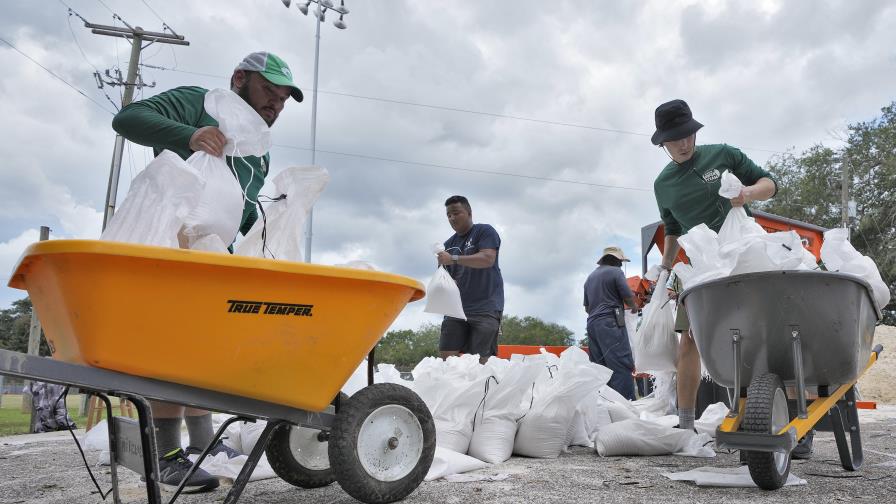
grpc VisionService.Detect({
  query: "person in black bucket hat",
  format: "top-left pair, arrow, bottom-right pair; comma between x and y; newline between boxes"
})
647,99 -> 811,455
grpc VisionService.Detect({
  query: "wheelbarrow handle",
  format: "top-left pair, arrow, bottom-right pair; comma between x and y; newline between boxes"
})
872,344 -> 883,358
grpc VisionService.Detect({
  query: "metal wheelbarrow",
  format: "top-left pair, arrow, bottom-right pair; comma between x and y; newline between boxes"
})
1,239 -> 435,504
680,270 -> 884,490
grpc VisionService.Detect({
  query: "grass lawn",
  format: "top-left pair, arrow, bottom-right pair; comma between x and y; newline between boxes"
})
0,394 -> 121,436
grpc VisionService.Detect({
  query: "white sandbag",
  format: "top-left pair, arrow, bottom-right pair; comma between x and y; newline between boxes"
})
373,363 -> 408,385
101,150 -> 203,248
424,447 -> 489,481
564,391 -> 613,449
694,402 -> 729,438
412,355 -> 488,454
469,360 -> 542,463
822,228 -> 891,309
423,267 -> 466,320
188,234 -> 229,253
633,271 -> 678,374
717,207 -> 765,254
820,227 -> 858,272
342,359 -> 369,397
181,89 -> 271,248
513,348 -> 612,458
717,170 -> 744,199
595,419 -> 714,457
234,165 -> 330,261
624,311 -> 639,362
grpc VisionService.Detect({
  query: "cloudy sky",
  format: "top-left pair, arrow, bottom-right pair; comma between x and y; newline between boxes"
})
1,0 -> 894,338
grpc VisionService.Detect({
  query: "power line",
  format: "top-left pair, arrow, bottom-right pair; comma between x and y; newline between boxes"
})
139,64 -> 786,154
63,6 -> 120,111
0,35 -> 115,115
95,0 -> 115,15
274,143 -> 653,192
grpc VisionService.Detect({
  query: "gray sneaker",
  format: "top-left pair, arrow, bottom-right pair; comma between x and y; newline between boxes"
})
157,448 -> 220,493
791,430 -> 815,460
186,439 -> 243,459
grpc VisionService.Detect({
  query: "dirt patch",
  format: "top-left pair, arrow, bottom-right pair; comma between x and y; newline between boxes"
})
857,324 -> 895,403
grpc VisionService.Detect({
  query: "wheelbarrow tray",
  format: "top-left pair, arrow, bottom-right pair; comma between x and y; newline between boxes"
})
680,270 -> 880,389
8,239 -> 424,412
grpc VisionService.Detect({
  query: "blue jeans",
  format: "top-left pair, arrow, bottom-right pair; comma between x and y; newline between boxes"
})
587,315 -> 635,400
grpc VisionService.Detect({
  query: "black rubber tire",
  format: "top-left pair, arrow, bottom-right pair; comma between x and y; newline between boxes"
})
266,393 -> 347,489
742,373 -> 792,490
329,383 -> 436,504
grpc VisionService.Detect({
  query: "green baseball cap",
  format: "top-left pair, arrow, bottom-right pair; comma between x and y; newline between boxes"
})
235,51 -> 303,102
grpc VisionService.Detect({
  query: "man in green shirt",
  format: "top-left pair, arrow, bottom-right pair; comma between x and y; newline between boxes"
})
112,51 -> 303,492
650,99 -> 778,433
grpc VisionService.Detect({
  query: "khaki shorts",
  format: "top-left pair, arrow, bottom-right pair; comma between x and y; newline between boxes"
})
674,300 -> 690,333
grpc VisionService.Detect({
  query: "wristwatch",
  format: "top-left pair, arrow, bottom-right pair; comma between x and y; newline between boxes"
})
451,254 -> 459,265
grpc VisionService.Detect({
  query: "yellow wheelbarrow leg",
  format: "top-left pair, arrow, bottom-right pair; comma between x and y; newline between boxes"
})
718,398 -> 745,434
776,344 -> 881,441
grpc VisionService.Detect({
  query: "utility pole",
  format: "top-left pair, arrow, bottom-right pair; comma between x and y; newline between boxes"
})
72,14 -> 189,229
841,155 -> 850,237
21,227 -> 49,429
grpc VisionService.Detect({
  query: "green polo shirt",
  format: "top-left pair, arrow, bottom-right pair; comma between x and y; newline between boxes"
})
653,144 -> 777,236
111,86 -> 268,236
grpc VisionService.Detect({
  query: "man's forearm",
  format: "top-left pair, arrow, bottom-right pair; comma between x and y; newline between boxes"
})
661,235 -> 680,269
112,103 -> 197,153
745,177 -> 776,202
456,252 -> 495,268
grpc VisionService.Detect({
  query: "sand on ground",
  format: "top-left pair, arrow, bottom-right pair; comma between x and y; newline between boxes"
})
857,324 -> 894,403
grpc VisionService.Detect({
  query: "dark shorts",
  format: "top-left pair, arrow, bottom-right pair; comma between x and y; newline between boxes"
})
440,312 -> 502,357
674,300 -> 690,332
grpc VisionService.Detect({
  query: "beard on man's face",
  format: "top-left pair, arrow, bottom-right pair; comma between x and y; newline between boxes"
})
236,79 -> 276,127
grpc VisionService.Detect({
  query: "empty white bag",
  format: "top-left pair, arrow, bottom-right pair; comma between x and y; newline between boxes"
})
234,165 -> 330,261
101,150 -> 203,248
595,419 -> 714,457
181,89 -> 271,249
633,271 -> 678,373
423,267 -> 467,320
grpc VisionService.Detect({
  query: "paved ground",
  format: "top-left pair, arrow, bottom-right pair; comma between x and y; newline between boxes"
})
1,407 -> 895,504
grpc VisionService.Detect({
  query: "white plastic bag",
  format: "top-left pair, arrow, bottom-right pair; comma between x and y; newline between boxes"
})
234,165 -> 330,261
181,89 -> 271,249
423,267 -> 467,320
718,170 -> 744,199
633,271 -> 678,373
424,447 -> 489,481
595,419 -> 714,457
564,392 -> 613,448
412,355 -> 487,453
101,150 -> 203,247
513,347 -> 612,458
821,228 -> 891,309
717,207 -> 765,254
468,360 -> 542,463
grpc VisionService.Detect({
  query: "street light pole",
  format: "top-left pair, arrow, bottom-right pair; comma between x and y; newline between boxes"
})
282,0 -> 348,262
305,10 -> 321,262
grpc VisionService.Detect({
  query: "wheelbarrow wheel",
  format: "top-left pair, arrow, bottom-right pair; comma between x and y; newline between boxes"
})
743,373 -> 791,490
329,383 -> 436,504
266,393 -> 348,489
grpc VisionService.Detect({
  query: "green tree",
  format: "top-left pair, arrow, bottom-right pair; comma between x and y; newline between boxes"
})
376,323 -> 440,371
0,298 -> 50,356
498,315 -> 574,346
757,102 -> 896,324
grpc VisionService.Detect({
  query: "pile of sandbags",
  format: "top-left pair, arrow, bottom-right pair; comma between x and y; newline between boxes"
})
672,169 -> 890,309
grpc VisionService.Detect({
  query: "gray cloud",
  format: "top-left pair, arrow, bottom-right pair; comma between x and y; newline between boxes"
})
0,0 -> 893,334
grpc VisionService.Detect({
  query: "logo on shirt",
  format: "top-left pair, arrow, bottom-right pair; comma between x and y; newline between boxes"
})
702,169 -> 721,183
464,238 -> 474,251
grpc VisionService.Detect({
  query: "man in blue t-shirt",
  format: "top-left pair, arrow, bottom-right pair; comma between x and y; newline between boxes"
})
584,246 -> 638,399
436,195 -> 504,364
